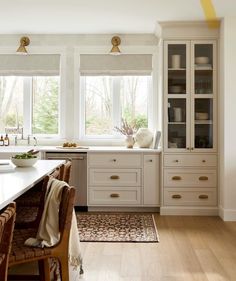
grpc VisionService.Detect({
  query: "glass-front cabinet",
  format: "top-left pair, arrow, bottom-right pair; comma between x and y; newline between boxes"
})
164,40 -> 216,152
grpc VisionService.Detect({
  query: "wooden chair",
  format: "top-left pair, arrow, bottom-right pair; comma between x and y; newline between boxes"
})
62,159 -> 72,184
8,185 -> 76,281
15,167 -> 61,227
0,202 -> 16,281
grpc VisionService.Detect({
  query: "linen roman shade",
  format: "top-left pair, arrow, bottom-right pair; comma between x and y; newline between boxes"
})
0,54 -> 60,76
80,54 -> 152,76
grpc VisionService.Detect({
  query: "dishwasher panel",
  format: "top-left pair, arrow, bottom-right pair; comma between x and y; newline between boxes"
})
45,152 -> 87,209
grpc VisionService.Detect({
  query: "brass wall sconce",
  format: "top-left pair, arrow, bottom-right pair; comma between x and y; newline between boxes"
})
110,36 -> 121,55
16,36 -> 30,54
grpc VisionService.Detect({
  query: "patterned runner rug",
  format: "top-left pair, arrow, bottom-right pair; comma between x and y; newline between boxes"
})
76,213 -> 159,242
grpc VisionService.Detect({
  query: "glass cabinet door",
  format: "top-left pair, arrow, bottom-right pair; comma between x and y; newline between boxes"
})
192,42 -> 216,151
165,42 -> 190,151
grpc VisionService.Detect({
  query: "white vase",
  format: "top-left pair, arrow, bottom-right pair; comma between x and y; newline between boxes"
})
125,135 -> 135,148
135,128 -> 153,148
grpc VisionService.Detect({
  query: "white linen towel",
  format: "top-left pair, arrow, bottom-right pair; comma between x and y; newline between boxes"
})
25,177 -> 83,271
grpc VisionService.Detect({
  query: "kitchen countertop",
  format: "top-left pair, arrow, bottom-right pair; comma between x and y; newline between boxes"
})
0,146 -> 162,154
0,160 -> 64,210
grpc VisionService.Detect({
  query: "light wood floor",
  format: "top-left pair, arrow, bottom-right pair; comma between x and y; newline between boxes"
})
78,214 -> 236,281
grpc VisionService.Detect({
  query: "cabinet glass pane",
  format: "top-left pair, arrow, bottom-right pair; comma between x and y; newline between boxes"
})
194,44 -> 213,94
168,98 -> 186,148
168,44 -> 186,95
194,98 -> 213,148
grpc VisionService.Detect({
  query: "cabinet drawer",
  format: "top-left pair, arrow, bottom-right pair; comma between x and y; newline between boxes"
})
164,169 -> 216,187
164,188 -> 217,206
164,154 -> 217,167
88,153 -> 142,168
89,169 -> 141,186
88,187 -> 141,205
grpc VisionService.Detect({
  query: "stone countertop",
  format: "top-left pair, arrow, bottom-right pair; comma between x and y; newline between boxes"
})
0,146 -> 162,154
0,160 -> 64,210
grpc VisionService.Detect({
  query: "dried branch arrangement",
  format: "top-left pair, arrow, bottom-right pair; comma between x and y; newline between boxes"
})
114,119 -> 137,136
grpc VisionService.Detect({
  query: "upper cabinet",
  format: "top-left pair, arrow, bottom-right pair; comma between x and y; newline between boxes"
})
164,40 -> 217,152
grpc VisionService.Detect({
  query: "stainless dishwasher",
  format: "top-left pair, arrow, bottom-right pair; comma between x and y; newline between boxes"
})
45,152 -> 87,211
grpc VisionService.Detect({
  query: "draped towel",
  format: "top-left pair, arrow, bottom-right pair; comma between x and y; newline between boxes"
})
24,177 -> 83,273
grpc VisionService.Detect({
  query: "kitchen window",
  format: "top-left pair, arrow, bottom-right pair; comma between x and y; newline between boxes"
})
79,54 -> 153,139
0,54 -> 60,137
0,76 -> 59,136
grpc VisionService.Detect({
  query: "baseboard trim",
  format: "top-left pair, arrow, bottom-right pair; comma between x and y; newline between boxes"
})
88,206 -> 160,213
219,205 -> 236,221
160,206 -> 219,216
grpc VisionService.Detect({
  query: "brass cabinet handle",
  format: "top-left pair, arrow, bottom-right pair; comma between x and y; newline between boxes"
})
112,159 -> 117,162
110,175 -> 120,180
187,147 -> 190,150
172,176 -> 182,181
199,176 -> 208,181
148,159 -> 153,162
174,160 -> 179,163
202,160 -> 206,163
199,194 -> 209,199
172,194 -> 182,199
110,193 -> 120,198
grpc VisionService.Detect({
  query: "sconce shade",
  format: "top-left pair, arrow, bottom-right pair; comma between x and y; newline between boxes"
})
110,36 -> 121,55
16,37 -> 30,54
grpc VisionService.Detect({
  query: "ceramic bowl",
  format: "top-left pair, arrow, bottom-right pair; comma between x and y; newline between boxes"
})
169,85 -> 183,93
195,57 -> 209,64
11,157 -> 38,167
195,112 -> 209,120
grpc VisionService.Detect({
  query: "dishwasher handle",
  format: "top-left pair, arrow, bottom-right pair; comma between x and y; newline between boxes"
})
47,156 -> 85,160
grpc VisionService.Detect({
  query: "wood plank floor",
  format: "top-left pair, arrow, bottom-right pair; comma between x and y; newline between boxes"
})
77,214 -> 236,281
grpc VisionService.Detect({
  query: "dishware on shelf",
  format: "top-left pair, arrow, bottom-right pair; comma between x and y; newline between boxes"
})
173,107 -> 182,122
171,54 -> 181,68
169,85 -> 183,93
195,112 -> 209,120
195,56 -> 209,64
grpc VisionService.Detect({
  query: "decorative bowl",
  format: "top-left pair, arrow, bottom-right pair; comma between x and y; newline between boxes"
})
195,112 -> 209,120
195,57 -> 209,64
169,85 -> 183,93
11,157 -> 38,167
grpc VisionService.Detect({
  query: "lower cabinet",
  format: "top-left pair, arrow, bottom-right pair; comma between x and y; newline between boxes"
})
162,154 -> 218,215
87,152 -> 160,207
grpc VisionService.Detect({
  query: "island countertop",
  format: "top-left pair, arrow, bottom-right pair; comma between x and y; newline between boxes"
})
0,159 -> 64,210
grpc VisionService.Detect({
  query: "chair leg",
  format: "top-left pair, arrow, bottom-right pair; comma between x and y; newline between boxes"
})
58,257 -> 69,281
38,259 -> 50,281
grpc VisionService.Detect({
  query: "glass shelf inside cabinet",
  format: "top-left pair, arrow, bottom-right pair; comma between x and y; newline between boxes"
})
168,98 -> 186,149
194,98 -> 213,148
168,44 -> 186,95
194,44 -> 213,94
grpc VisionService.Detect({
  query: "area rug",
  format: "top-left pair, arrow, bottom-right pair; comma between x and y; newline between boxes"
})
76,213 -> 159,242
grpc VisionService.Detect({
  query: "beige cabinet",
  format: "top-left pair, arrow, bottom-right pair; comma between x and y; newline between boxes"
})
88,152 -> 160,208
162,39 -> 218,215
143,154 -> 160,205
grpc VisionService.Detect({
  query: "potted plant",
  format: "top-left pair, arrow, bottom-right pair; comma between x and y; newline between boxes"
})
114,119 -> 136,148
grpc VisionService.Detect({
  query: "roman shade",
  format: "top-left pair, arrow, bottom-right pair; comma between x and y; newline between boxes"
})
0,54 -> 60,76
80,54 -> 152,76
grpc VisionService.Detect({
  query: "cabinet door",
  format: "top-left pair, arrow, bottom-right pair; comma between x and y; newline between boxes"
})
143,154 -> 160,205
191,41 -> 217,152
164,41 -> 191,152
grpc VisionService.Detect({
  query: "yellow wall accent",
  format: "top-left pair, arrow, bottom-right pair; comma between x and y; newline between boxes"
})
200,0 -> 220,28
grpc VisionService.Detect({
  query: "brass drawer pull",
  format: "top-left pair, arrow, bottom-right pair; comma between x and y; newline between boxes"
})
172,194 -> 182,199
112,159 -> 117,162
199,194 -> 209,199
172,176 -> 182,181
148,159 -> 153,162
110,175 -> 120,180
110,193 -> 120,198
199,176 -> 208,181
174,160 -> 179,163
202,160 -> 206,163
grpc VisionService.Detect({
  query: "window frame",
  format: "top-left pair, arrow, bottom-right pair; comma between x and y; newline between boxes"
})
0,46 -> 66,140
75,46 -> 159,143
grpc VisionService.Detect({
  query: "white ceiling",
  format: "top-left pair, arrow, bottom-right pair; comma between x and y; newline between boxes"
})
0,0 -> 235,34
